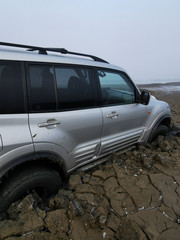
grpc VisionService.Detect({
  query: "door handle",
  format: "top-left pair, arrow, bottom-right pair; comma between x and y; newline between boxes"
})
106,112 -> 119,119
38,119 -> 61,128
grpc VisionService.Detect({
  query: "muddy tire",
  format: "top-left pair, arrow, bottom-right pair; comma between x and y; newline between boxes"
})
0,165 -> 62,214
148,124 -> 169,143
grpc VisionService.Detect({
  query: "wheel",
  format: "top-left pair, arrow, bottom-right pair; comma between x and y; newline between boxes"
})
0,165 -> 62,214
148,124 -> 169,143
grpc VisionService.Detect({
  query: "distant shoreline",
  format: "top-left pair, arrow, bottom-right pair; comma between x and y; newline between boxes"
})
138,81 -> 180,93
138,81 -> 180,88
136,79 -> 180,85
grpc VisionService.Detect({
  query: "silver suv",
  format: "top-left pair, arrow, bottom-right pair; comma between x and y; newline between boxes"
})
0,42 -> 171,213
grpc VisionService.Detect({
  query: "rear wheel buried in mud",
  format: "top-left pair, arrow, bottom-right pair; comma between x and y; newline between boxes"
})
148,124 -> 169,143
0,165 -> 62,215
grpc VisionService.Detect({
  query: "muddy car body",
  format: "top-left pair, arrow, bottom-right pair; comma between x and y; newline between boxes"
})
0,42 -> 171,213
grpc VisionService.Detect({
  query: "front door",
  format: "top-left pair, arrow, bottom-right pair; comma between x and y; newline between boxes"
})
96,69 -> 147,156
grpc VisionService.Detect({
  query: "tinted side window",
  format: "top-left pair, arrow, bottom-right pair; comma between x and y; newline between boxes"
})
97,70 -> 135,105
28,65 -> 56,112
0,61 -> 25,114
55,67 -> 96,109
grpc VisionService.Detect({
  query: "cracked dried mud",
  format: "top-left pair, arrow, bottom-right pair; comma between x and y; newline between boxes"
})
0,90 -> 180,240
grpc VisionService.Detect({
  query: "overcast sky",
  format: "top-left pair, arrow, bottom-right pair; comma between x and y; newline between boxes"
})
0,0 -> 180,84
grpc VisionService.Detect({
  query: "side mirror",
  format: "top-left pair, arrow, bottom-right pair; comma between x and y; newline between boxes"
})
140,91 -> 150,105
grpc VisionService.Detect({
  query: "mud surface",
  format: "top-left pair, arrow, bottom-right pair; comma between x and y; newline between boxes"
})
0,90 -> 180,240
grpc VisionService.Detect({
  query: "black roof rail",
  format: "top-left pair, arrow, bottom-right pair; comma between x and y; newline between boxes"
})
0,42 -> 109,64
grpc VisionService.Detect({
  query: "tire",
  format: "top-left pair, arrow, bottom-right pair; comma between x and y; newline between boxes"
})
148,124 -> 169,143
0,165 -> 62,214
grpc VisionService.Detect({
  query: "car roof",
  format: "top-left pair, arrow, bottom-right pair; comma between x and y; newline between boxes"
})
0,46 -> 125,72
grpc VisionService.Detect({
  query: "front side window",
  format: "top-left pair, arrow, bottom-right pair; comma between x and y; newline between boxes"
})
0,61 -> 25,114
55,66 -> 95,109
28,65 -> 56,112
97,70 -> 135,105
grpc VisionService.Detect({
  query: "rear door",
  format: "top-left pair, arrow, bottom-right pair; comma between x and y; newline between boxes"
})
27,64 -> 102,171
96,69 -> 147,156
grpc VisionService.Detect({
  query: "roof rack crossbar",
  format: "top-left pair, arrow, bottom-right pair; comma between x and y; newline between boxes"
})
0,42 -> 108,63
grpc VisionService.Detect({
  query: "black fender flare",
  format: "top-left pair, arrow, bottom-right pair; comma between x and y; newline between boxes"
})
0,152 -> 67,183
148,114 -> 171,142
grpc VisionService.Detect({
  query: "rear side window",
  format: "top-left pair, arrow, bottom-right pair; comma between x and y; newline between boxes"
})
28,64 -> 96,112
0,61 -> 25,114
55,66 -> 96,110
28,65 -> 57,112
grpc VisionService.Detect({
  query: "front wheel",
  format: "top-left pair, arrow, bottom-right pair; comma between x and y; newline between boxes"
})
0,165 -> 62,214
148,124 -> 169,143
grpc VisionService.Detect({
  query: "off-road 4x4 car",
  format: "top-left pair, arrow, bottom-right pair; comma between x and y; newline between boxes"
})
0,42 -> 171,214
